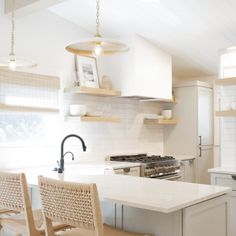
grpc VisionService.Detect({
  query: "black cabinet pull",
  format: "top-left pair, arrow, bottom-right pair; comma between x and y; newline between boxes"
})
124,167 -> 131,173
199,136 -> 202,145
232,175 -> 236,181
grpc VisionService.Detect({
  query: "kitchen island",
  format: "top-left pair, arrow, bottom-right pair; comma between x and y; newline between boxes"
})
9,165 -> 231,236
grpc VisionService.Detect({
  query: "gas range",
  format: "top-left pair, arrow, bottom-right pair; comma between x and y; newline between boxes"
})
109,154 -> 181,180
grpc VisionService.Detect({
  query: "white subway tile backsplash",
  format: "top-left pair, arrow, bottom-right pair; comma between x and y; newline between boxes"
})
0,91 -> 164,169
220,86 -> 236,168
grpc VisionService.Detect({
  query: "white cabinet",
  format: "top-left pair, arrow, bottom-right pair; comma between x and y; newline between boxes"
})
229,191 -> 236,236
211,173 -> 235,236
114,166 -> 140,177
164,81 -> 213,184
180,159 -> 195,183
183,194 -> 228,236
100,35 -> 172,100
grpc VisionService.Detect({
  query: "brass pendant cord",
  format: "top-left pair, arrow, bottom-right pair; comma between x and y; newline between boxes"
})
0,0 -> 36,68
10,0 -> 15,57
95,0 -> 101,37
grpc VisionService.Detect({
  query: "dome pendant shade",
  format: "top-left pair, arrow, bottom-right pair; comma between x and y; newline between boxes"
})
65,0 -> 129,57
65,36 -> 129,57
0,0 -> 37,70
0,57 -> 37,71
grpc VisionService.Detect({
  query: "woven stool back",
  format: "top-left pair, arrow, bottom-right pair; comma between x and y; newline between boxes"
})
38,176 -> 103,236
0,172 -> 39,236
0,172 -> 25,212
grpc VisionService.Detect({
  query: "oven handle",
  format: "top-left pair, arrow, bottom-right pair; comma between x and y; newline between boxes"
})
165,175 -> 182,180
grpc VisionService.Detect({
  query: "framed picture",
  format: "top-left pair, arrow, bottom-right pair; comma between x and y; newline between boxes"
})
76,55 -> 99,88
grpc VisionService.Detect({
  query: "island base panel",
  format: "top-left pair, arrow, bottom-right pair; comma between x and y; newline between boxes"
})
183,195 -> 228,236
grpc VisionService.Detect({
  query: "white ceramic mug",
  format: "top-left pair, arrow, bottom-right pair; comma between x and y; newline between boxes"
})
69,104 -> 87,116
161,110 -> 172,120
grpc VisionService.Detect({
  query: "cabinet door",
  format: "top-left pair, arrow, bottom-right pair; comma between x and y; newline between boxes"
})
211,173 -> 236,236
197,87 -> 213,184
229,191 -> 236,236
180,160 -> 195,183
179,162 -> 186,182
198,87 -> 213,145
183,195 -> 228,236
197,148 -> 213,184
184,160 -> 195,183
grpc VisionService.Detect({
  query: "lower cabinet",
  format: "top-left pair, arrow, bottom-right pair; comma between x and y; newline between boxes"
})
105,195 -> 228,236
113,166 -> 140,177
179,159 -> 195,183
211,173 -> 236,236
183,194 -> 228,236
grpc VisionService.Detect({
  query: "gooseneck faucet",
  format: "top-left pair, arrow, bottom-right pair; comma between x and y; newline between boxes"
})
58,134 -> 87,173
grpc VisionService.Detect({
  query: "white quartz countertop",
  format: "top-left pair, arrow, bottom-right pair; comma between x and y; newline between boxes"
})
171,155 -> 196,161
209,167 -> 236,175
8,165 -> 231,214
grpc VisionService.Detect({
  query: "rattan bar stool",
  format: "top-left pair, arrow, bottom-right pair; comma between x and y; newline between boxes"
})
0,172 -> 70,236
38,176 -> 152,236
0,209 -> 19,215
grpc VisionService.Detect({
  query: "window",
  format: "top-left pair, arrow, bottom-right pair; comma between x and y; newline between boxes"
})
0,70 -> 60,146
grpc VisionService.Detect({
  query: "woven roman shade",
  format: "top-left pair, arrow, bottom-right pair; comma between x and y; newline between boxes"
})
0,70 -> 60,113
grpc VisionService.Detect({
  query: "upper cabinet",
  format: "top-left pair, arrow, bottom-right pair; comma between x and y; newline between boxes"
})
99,35 -> 172,100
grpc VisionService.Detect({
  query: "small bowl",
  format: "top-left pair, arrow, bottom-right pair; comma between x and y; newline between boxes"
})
231,101 -> 236,110
69,105 -> 87,116
161,110 -> 172,120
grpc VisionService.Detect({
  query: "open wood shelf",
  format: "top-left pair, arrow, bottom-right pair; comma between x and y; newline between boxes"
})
215,110 -> 236,117
65,116 -> 121,123
215,77 -> 236,86
64,86 -> 121,97
0,103 -> 59,113
144,118 -> 177,125
140,97 -> 177,103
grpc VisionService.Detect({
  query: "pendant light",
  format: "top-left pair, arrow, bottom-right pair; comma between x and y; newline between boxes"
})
65,0 -> 129,57
0,0 -> 36,70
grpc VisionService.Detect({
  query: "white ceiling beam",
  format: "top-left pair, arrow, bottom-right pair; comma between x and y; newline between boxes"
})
5,0 -> 68,17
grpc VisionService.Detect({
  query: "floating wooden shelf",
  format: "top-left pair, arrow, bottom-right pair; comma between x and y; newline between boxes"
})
65,116 -> 121,123
0,103 -> 59,113
144,118 -> 177,125
215,77 -> 236,86
64,86 -> 121,97
215,110 -> 236,117
140,97 -> 177,103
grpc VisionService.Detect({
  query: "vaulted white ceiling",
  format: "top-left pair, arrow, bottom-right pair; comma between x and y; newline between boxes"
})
49,0 -> 236,78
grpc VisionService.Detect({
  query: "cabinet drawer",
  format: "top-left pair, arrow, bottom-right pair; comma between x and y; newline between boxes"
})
212,173 -> 236,190
114,166 -> 140,177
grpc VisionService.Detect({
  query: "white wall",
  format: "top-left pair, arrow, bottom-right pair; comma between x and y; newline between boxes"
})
0,10 -> 164,170
0,9 -> 89,77
174,76 -> 216,85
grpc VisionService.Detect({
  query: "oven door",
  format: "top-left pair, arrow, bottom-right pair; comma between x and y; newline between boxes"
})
151,174 -> 182,181
164,174 -> 182,181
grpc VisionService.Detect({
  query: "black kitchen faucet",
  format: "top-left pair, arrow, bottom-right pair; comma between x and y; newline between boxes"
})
57,134 -> 87,173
